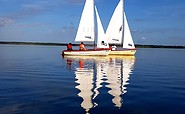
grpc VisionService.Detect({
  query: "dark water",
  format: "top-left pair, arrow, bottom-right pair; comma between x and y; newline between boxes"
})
0,45 -> 185,114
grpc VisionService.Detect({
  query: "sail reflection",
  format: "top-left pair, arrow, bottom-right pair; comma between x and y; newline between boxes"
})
63,55 -> 135,112
75,59 -> 94,113
106,56 -> 135,107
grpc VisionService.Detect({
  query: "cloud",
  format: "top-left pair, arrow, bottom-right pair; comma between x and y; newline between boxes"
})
134,19 -> 145,22
141,37 -> 146,40
0,17 -> 14,27
19,4 -> 49,16
65,0 -> 84,5
131,29 -> 139,33
0,0 -> 84,22
35,0 -> 84,7
22,4 -> 45,11
62,24 -> 75,33
143,3 -> 185,20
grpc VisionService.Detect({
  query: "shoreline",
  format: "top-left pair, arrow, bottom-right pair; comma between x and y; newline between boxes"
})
0,41 -> 185,49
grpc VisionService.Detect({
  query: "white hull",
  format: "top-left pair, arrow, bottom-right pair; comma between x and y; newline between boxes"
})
109,49 -> 137,56
63,54 -> 136,61
62,49 -> 110,56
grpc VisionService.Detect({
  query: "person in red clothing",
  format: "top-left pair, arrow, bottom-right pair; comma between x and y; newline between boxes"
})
67,43 -> 73,50
79,42 -> 86,50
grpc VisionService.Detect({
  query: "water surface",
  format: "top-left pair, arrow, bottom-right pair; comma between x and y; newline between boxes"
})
0,45 -> 185,114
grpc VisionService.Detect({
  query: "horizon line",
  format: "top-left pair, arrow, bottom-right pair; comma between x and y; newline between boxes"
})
0,41 -> 185,49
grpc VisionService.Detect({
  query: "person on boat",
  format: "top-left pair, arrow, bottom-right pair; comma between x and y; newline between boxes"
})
112,44 -> 117,50
79,42 -> 86,50
101,41 -> 107,46
67,43 -> 73,50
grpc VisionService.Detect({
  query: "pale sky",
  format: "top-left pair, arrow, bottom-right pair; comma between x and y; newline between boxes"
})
0,0 -> 185,46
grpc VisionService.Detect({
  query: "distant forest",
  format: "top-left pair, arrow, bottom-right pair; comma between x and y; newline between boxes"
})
0,41 -> 185,49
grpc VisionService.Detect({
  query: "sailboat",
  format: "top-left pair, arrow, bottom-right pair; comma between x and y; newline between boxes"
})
106,0 -> 137,55
62,0 -> 110,56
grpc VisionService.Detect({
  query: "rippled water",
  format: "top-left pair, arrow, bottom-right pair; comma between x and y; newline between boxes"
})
0,45 -> 185,114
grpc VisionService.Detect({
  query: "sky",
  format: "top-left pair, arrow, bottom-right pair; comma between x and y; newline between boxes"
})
0,0 -> 185,46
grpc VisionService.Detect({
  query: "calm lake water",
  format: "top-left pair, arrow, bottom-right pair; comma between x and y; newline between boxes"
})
0,45 -> 185,114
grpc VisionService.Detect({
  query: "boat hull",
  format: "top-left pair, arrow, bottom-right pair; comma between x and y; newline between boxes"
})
62,49 -> 110,56
109,49 -> 137,56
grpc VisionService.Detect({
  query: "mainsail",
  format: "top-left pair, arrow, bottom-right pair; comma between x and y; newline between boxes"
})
106,0 -> 124,44
106,0 -> 135,49
75,0 -> 95,42
75,0 -> 109,48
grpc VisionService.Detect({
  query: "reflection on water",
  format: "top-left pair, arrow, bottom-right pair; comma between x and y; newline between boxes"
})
75,61 -> 94,113
63,56 -> 135,113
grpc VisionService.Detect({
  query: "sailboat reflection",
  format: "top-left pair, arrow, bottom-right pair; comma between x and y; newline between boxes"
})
106,56 -> 135,107
75,58 -> 95,113
63,55 -> 135,113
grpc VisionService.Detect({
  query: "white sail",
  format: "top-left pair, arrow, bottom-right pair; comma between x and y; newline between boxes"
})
105,0 -> 124,44
123,12 -> 135,49
95,6 -> 109,48
75,0 -> 95,42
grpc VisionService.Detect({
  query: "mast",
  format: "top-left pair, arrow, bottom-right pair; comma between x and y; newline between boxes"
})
93,0 -> 96,49
122,0 -> 124,46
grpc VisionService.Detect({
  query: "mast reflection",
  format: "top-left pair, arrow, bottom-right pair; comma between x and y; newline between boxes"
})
63,55 -> 135,112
